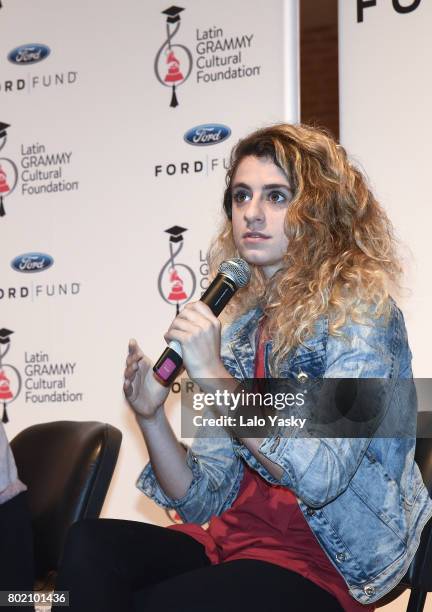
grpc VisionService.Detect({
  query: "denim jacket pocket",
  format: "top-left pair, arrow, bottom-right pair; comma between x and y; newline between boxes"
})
279,351 -> 326,380
350,451 -> 408,543
402,463 -> 425,509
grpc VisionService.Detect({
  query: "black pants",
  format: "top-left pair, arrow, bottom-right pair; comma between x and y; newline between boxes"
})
0,491 -> 35,611
53,518 -> 344,612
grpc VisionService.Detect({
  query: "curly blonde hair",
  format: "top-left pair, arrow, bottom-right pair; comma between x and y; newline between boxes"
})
207,123 -> 403,375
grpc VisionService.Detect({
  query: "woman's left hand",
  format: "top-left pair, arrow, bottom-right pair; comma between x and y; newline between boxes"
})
164,301 -> 226,380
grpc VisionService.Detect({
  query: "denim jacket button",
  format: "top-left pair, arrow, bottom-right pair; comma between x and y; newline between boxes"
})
363,585 -> 375,596
297,370 -> 308,383
306,507 -> 316,516
336,552 -> 346,562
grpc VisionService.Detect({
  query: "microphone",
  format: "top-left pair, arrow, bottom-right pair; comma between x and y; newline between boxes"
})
153,258 -> 251,386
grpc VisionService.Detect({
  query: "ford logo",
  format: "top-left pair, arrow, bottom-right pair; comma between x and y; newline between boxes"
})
8,44 -> 51,65
11,253 -> 54,273
184,124 -> 231,146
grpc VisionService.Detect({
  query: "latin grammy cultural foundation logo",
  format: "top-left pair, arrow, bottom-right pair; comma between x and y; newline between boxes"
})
0,122 -> 18,218
158,225 -> 196,314
154,6 -> 193,107
0,329 -> 22,423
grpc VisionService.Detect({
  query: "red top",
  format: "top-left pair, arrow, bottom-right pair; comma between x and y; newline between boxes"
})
168,318 -> 375,611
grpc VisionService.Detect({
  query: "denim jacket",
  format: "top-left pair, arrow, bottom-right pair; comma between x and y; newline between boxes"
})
137,297 -> 432,605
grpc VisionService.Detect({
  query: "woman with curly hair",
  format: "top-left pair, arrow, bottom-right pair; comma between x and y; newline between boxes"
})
53,124 -> 432,612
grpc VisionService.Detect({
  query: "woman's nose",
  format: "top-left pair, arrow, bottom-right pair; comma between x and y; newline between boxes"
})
244,196 -> 265,224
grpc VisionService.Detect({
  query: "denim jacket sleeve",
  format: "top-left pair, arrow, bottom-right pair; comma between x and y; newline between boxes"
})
136,427 -> 244,524
136,315 -> 251,524
257,301 -> 413,508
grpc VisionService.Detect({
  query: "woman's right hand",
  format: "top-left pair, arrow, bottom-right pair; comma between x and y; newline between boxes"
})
123,338 -> 170,421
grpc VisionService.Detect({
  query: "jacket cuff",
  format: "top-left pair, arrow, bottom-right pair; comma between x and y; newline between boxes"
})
136,446 -> 203,512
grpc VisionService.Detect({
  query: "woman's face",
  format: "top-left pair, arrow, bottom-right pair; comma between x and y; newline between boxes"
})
231,155 -> 293,279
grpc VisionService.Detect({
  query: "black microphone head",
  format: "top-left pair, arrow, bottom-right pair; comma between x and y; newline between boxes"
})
218,258 -> 251,288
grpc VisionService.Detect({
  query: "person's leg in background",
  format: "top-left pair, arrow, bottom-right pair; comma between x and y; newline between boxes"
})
0,491 -> 35,611
52,518 -> 211,612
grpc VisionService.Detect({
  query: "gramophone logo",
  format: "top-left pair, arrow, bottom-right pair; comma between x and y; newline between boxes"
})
0,122 -> 18,218
158,225 -> 196,314
154,6 -> 193,107
0,329 -> 22,423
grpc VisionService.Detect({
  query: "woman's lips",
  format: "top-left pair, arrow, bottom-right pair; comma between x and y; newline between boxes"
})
243,232 -> 270,242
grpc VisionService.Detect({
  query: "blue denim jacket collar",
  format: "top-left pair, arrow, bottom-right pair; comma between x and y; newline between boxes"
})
225,305 -> 328,379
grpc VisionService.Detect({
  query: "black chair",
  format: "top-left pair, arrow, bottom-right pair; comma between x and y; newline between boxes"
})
401,411 -> 432,612
11,420 -> 122,588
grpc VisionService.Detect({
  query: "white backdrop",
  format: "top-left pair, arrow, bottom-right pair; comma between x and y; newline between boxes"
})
0,0 -> 299,524
339,0 -> 431,377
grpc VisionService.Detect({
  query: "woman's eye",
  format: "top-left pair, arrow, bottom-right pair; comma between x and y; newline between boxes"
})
268,191 -> 286,204
232,191 -> 250,204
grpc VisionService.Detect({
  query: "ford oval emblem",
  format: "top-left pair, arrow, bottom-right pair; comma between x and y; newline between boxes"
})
8,44 -> 51,65
11,253 -> 54,273
184,124 -> 231,146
